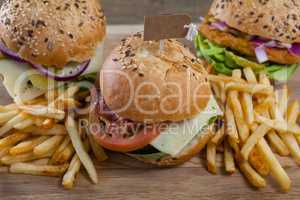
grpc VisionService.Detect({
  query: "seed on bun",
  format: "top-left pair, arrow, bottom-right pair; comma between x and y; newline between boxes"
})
0,0 -> 106,67
100,33 -> 211,123
90,33 -> 221,166
210,0 -> 300,43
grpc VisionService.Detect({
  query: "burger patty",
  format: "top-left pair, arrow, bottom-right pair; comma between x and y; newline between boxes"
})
199,23 -> 300,65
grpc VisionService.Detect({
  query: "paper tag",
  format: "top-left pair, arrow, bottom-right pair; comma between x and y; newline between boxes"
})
144,14 -> 192,41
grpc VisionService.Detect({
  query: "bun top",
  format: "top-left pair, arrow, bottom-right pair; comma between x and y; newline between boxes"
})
100,33 -> 211,123
210,0 -> 300,43
0,0 -> 106,67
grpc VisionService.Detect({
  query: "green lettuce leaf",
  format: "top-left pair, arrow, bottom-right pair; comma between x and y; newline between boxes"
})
195,34 -> 299,82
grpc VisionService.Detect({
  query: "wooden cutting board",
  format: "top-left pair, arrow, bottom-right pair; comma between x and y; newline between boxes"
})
1,25 -> 300,200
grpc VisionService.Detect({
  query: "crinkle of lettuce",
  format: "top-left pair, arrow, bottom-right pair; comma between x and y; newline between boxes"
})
195,34 -> 298,82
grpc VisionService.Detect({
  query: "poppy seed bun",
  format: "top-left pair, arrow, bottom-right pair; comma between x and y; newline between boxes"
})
100,33 -> 211,123
0,0 -> 106,67
210,0 -> 300,43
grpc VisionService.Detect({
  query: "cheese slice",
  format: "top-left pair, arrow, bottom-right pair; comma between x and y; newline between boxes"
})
150,96 -> 222,157
0,42 -> 104,101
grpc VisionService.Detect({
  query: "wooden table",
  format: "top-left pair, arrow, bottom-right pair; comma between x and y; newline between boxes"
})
1,25 -> 300,200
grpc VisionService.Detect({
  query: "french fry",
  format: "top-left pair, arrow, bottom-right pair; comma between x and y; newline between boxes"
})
30,158 -> 50,165
52,143 -> 75,165
211,83 -> 221,100
50,137 -> 71,163
19,105 -> 65,120
243,68 -> 257,84
0,110 -> 19,124
287,101 -> 299,124
267,130 -> 290,156
259,72 -> 271,85
280,132 -> 300,165
208,74 -> 245,84
248,148 -> 270,176
0,145 -> 12,158
228,70 -> 250,143
241,124 -> 271,161
66,116 -> 98,184
34,117 -> 45,127
62,154 -> 81,189
1,150 -> 55,165
228,90 -> 249,143
87,133 -> 108,162
286,101 -> 300,145
255,113 -> 300,135
0,104 -> 18,112
206,142 -> 217,174
240,69 -> 270,176
224,139 -> 236,174
45,89 -> 59,102
9,136 -> 49,156
25,98 -> 47,105
241,68 -> 256,125
225,103 -> 239,144
54,98 -> 79,111
277,85 -> 289,117
13,118 -> 34,130
0,132 -> 29,149
225,82 -> 273,95
33,135 -> 64,156
238,161 -> 266,188
10,163 -> 68,177
210,127 -> 225,145
255,104 -> 290,156
24,124 -> 67,135
0,113 -> 29,136
41,118 -> 55,129
218,82 -> 226,104
240,93 -> 254,125
257,138 -> 291,192
277,100 -> 300,165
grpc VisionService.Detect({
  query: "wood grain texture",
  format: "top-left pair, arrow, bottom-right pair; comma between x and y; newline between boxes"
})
100,0 -> 212,24
1,25 -> 300,200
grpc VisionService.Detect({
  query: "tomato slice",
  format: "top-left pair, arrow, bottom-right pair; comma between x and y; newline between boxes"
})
90,122 -> 160,152
89,87 -> 160,152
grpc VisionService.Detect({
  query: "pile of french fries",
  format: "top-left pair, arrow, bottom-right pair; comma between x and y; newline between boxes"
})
206,67 -> 300,192
0,85 -> 108,189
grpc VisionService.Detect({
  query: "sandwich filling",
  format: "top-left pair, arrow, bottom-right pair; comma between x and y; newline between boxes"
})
90,87 -> 222,160
0,42 -> 104,101
197,17 -> 299,81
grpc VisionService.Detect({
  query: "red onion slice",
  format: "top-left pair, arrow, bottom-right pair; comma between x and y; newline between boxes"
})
255,46 -> 268,63
30,60 -> 90,81
289,43 -> 300,55
210,21 -> 228,31
0,43 -> 27,63
0,42 -> 90,81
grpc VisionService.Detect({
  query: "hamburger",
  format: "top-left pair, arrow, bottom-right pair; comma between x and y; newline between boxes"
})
89,33 -> 222,166
196,0 -> 300,81
0,0 -> 106,101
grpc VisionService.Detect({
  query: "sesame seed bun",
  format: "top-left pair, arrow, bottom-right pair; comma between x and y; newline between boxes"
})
100,33 -> 211,123
210,0 -> 300,43
0,0 -> 106,67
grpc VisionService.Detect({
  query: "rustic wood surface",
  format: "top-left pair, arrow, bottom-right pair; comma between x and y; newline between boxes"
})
100,0 -> 212,24
1,25 -> 300,200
